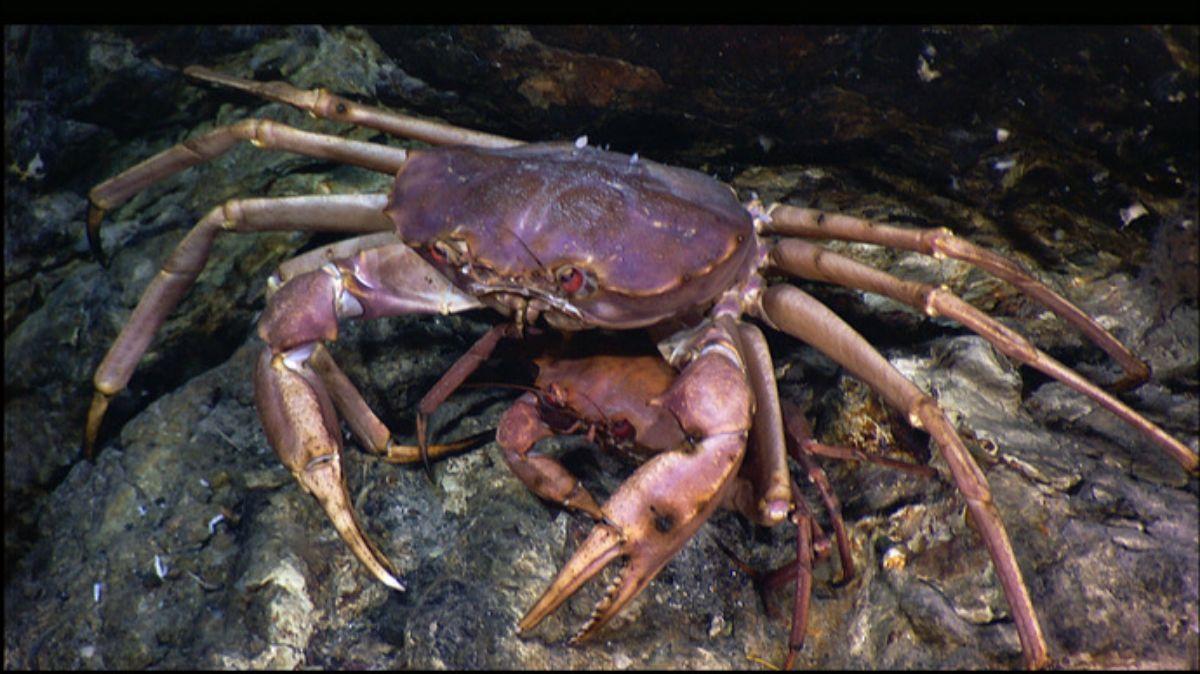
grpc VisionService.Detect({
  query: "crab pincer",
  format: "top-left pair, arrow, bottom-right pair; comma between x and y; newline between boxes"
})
518,318 -> 754,642
254,346 -> 405,591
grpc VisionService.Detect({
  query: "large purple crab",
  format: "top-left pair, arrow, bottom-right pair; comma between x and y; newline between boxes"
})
84,66 -> 1199,669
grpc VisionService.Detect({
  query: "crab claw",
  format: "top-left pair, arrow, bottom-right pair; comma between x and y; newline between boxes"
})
293,447 -> 405,591
254,345 -> 405,591
518,330 -> 752,642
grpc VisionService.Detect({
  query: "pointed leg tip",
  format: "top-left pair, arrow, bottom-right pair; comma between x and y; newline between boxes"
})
515,615 -> 537,635
84,390 -> 112,460
566,631 -> 591,647
381,572 -> 406,592
86,204 -> 109,267
298,459 -> 409,595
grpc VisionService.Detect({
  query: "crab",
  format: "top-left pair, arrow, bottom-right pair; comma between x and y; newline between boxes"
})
83,65 -> 1199,669
498,342 -> 941,670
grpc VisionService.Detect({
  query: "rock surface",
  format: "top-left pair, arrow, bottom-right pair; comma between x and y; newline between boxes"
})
5,25 -> 1197,669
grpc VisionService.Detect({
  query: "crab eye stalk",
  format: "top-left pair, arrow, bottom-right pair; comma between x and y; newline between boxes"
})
427,241 -> 449,264
556,265 -> 587,295
610,418 -> 635,442
428,238 -> 469,266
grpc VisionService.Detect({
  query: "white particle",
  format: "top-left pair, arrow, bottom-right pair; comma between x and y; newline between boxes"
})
917,54 -> 941,82
1119,202 -> 1148,227
15,152 -> 45,181
882,547 -> 907,571
992,158 -> 1016,172
154,554 -> 168,580
708,612 -> 727,637
208,513 -> 226,535
93,582 -> 104,603
574,135 -> 588,149
629,152 -> 639,164
995,128 -> 1010,142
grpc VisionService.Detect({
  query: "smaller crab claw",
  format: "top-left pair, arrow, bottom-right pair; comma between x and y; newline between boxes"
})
254,346 -> 404,591
518,323 -> 752,642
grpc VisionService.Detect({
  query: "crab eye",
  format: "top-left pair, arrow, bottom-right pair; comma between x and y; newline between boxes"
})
610,419 -> 635,441
556,266 -> 586,295
428,242 -> 449,264
429,239 -> 467,266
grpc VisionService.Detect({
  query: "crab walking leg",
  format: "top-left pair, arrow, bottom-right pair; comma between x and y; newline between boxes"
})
415,323 -> 523,472
732,323 -> 794,526
763,205 -> 1151,390
273,231 -> 400,286
307,343 -> 489,465
782,409 -> 856,585
517,318 -> 754,642
254,242 -> 482,590
88,120 -> 409,259
783,491 -> 817,671
85,194 -> 394,454
759,405 -> 938,600
768,238 -> 1198,472
496,392 -> 606,521
185,66 -> 522,149
787,420 -> 940,477
755,285 -> 1050,669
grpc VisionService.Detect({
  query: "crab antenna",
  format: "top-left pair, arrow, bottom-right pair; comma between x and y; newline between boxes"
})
462,381 -> 606,426
569,387 -> 613,427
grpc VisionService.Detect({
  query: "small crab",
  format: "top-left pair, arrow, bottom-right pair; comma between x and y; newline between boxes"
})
499,345 -> 938,669
84,65 -> 1198,669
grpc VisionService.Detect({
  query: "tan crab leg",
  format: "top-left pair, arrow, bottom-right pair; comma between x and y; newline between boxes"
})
273,231 -> 399,286
85,194 -> 394,455
517,317 -> 753,643
496,392 -> 605,521
734,322 -> 794,526
254,242 -> 482,591
755,284 -> 1049,670
763,205 -> 1151,390
185,66 -> 522,149
88,120 -> 409,261
254,344 -> 404,590
307,343 -> 489,464
768,237 -> 1198,473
